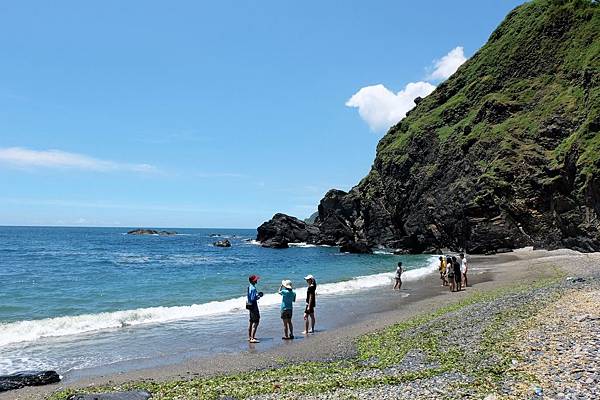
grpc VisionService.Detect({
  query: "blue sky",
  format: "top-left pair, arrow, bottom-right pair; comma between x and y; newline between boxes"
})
0,0 -> 524,228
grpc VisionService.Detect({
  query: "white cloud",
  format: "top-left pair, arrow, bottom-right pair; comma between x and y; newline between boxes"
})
0,147 -> 157,173
345,81 -> 436,132
427,46 -> 467,81
346,46 -> 467,132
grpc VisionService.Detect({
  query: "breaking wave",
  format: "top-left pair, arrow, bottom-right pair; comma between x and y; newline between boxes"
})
0,257 -> 438,347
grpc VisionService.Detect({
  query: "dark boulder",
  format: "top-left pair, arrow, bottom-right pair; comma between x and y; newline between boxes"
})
0,370 -> 61,393
257,213 -> 320,248
67,390 -> 152,400
340,242 -> 373,254
213,239 -> 232,247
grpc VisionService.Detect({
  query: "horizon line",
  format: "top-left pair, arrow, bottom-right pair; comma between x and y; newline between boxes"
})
0,224 -> 258,230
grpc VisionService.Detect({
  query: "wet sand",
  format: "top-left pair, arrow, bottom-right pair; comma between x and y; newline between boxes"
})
2,248 -> 591,400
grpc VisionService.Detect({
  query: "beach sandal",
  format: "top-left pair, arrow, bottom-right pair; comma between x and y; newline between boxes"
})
249,338 -> 260,343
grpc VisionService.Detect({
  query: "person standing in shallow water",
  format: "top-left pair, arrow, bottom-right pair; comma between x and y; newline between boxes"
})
246,274 -> 263,343
393,262 -> 403,290
279,280 -> 296,340
303,274 -> 317,334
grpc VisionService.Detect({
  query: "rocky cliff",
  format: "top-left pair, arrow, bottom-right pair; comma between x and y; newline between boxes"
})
258,0 -> 600,254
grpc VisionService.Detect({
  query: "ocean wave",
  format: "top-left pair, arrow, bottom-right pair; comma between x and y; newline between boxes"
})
0,257 -> 438,347
288,242 -> 317,248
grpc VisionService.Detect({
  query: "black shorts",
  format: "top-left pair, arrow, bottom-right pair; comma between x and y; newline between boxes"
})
454,274 -> 462,284
249,309 -> 260,323
305,306 -> 315,315
281,309 -> 292,319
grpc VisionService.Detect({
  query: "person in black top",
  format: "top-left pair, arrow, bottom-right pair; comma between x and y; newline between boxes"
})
303,274 -> 317,334
451,256 -> 462,292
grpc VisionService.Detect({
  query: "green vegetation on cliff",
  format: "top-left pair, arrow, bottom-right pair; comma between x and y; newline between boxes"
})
379,0 -> 599,177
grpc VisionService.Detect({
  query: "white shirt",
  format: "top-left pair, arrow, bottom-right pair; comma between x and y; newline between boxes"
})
461,258 -> 468,273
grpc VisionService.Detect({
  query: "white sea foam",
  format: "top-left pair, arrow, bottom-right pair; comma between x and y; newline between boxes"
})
0,257 -> 438,347
373,250 -> 394,255
288,242 -> 317,248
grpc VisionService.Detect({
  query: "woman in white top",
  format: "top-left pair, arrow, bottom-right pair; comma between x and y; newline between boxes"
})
460,253 -> 468,289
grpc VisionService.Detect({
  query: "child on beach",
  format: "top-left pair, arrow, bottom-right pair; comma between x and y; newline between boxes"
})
246,274 -> 263,343
303,274 -> 317,334
393,262 -> 403,290
278,280 -> 296,340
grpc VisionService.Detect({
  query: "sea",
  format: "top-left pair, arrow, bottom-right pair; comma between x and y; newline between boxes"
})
0,226 -> 438,379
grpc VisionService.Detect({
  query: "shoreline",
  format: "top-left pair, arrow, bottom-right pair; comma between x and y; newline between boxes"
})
3,248 -> 597,399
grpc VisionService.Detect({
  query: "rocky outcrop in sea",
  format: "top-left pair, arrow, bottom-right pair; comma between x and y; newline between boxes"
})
127,229 -> 177,236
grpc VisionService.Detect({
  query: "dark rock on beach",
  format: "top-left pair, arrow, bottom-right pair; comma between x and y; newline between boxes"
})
213,239 -> 231,247
0,370 -> 61,392
340,242 -> 373,254
127,229 -> 177,236
67,390 -> 152,400
257,1 -> 600,254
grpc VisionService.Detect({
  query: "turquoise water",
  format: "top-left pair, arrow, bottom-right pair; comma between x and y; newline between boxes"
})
0,226 -> 436,376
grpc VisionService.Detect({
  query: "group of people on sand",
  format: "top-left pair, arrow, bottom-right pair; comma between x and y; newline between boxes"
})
245,274 -> 317,343
438,253 -> 468,292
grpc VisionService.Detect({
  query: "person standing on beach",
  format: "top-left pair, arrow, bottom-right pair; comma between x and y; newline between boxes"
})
246,274 -> 263,343
303,274 -> 317,334
439,256 -> 448,286
278,280 -> 296,340
460,253 -> 468,289
446,256 -> 455,292
452,256 -> 462,291
393,262 -> 403,290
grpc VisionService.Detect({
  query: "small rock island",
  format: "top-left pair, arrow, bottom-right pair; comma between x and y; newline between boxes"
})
127,229 -> 177,236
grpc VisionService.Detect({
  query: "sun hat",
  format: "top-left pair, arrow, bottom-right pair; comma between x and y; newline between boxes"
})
304,274 -> 314,280
281,279 -> 293,289
249,274 -> 260,283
